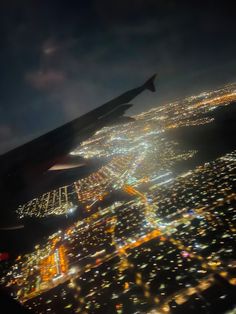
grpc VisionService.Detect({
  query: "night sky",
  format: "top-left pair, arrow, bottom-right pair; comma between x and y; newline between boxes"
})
0,0 -> 236,154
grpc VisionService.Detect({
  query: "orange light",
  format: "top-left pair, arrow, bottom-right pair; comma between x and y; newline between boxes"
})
124,282 -> 129,290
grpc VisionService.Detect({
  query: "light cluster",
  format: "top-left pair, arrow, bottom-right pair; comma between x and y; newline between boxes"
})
1,150 -> 236,314
1,84 -> 236,314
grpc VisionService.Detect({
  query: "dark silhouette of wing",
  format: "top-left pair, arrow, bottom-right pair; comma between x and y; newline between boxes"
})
0,74 -> 157,209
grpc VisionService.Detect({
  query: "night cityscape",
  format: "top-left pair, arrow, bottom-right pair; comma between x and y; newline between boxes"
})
0,1 -> 236,314
1,83 -> 236,313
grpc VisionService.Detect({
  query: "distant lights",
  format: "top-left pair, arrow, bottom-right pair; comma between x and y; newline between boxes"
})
181,251 -> 190,258
68,267 -> 79,275
68,206 -> 77,214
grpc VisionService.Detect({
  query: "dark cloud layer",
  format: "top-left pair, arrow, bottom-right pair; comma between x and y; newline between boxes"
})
0,0 -> 236,153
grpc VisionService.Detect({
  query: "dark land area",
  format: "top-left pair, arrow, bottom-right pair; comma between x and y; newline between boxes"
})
167,102 -> 236,174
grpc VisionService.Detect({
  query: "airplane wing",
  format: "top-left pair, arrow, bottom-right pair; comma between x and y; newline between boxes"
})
0,74 -> 157,210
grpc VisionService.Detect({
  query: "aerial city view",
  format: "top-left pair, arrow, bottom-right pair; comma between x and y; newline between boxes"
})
1,81 -> 236,313
0,1 -> 236,314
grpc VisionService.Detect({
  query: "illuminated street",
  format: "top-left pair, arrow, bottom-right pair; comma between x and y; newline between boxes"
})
0,84 -> 236,313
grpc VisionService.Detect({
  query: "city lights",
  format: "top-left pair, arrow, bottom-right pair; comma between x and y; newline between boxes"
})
1,84 -> 236,313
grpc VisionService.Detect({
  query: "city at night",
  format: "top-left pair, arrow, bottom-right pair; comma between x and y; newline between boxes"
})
0,1 -> 236,314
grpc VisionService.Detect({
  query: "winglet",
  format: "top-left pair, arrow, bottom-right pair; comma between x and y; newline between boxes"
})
143,74 -> 157,92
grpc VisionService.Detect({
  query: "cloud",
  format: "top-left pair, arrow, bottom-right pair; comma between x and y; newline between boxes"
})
26,70 -> 65,90
41,37 -> 78,57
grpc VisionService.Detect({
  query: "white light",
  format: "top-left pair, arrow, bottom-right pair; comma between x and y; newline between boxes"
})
68,206 -> 77,214
69,266 -> 79,275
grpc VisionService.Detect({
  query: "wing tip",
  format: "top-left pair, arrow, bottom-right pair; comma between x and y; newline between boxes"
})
143,74 -> 157,92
